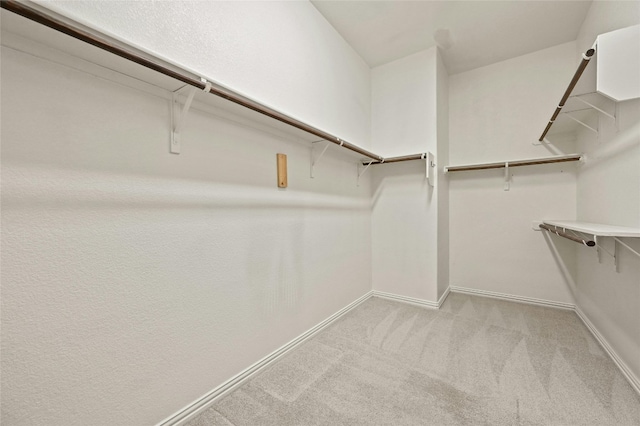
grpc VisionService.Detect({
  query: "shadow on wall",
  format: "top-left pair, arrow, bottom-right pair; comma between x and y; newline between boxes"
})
247,219 -> 304,316
582,119 -> 640,166
0,164 -> 373,213
542,231 -> 579,300
0,44 -> 371,202
370,160 -> 434,210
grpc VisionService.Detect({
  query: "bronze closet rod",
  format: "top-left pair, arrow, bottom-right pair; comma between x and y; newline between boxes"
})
540,224 -> 595,247
445,154 -> 582,172
2,0 -> 429,165
538,46 -> 596,141
364,153 -> 427,165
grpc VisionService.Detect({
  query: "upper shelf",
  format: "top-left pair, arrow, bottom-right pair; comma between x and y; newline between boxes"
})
542,221 -> 640,238
597,24 -> 640,102
540,24 -> 640,142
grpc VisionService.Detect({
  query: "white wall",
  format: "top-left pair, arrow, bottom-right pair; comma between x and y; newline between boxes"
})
436,49 -> 450,300
448,42 -> 579,304
573,0 -> 640,388
41,0 -> 371,148
370,48 -> 444,302
0,2 -> 373,425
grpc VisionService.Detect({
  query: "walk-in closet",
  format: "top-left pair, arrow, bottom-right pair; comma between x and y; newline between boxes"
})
1,1 -> 639,425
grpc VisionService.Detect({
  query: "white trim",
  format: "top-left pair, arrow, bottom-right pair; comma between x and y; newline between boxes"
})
372,289 -> 451,309
157,291 -> 373,426
574,307 -> 640,395
158,286 -> 639,426
437,286 -> 451,307
449,286 -> 575,310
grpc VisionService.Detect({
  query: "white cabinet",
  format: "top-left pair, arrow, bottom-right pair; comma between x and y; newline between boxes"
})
597,24 -> 640,101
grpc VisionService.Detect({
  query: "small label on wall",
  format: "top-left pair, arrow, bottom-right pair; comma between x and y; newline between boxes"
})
277,153 -> 287,188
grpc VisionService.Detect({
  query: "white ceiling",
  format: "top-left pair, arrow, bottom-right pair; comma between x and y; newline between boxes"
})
311,0 -> 592,74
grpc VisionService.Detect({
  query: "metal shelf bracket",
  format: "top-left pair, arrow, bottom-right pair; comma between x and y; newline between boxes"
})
504,162 -> 510,191
571,93 -> 617,124
310,141 -> 331,178
357,159 -> 377,186
561,111 -> 599,134
592,235 -> 623,272
595,236 -> 603,263
613,237 -> 640,272
170,78 -> 211,154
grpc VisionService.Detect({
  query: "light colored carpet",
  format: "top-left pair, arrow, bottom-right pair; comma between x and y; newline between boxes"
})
186,293 -> 640,425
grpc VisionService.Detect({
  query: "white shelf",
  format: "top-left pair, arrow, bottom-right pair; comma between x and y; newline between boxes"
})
542,221 -> 640,238
597,24 -> 640,101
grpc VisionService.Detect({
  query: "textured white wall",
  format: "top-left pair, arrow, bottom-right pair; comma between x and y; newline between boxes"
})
0,2 -> 372,424
370,49 -> 440,302
41,0 -> 371,148
573,0 -> 640,387
448,42 -> 578,304
436,49 -> 450,300
370,49 -> 437,158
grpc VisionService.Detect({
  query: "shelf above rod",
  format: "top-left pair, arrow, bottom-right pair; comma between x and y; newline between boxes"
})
542,221 -> 640,238
1,0 -> 388,162
445,154 -> 582,173
538,45 -> 596,141
540,224 -> 595,247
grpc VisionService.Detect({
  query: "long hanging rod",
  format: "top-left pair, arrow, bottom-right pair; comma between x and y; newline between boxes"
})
2,0 -> 428,164
538,46 -> 596,141
363,153 -> 426,165
445,154 -> 582,172
540,224 -> 595,247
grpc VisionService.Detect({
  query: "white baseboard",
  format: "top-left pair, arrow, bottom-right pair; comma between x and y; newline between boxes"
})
449,285 -> 575,310
372,287 -> 451,309
158,285 -> 639,425
574,306 -> 640,395
157,291 -> 374,426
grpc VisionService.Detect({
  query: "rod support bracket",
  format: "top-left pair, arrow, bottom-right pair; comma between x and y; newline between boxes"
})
504,162 -> 510,191
310,141 -> 331,178
562,111 -> 599,134
357,160 -> 374,186
425,152 -> 435,186
171,84 -> 199,154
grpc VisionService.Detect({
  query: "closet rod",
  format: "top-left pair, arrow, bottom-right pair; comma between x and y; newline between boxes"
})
538,46 -> 596,141
365,153 -> 426,165
445,154 -> 582,172
540,224 -> 595,247
1,0 -> 387,162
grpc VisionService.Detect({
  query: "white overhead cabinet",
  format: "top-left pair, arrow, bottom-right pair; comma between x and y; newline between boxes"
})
597,24 -> 640,101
